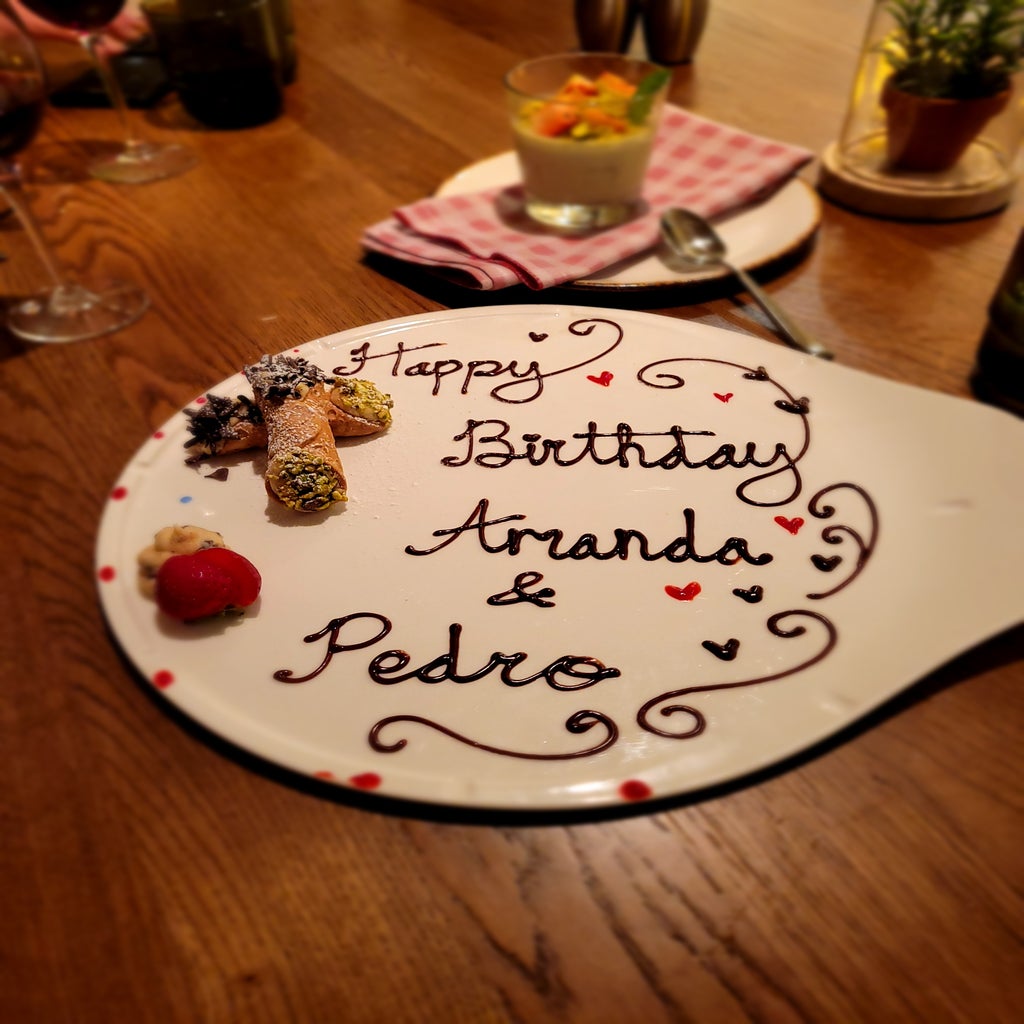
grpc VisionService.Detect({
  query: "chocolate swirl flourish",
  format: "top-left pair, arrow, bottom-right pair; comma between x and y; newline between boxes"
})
492,318 -> 625,404
637,610 -> 837,739
807,483 -> 879,599
635,358 -> 810,507
369,709 -> 618,760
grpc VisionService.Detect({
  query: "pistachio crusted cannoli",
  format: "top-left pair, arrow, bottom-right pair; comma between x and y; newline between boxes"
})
244,355 -> 348,512
184,377 -> 393,459
328,378 -> 394,436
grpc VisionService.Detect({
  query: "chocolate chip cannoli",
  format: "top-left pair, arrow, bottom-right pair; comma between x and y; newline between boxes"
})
184,377 -> 393,459
184,393 -> 267,461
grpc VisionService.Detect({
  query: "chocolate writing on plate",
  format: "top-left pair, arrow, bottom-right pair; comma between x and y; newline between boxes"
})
274,319 -> 878,762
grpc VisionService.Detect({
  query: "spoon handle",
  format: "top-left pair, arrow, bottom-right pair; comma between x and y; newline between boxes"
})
731,264 -> 834,360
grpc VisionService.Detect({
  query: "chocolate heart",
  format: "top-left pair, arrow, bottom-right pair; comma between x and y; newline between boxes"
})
812,554 -> 843,572
665,582 -> 701,601
776,396 -> 810,415
529,332 -> 548,342
774,515 -> 804,535
702,638 -> 740,661
587,371 -> 613,387
732,585 -> 763,603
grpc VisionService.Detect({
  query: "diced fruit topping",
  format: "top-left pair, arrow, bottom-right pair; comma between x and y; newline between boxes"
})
519,67 -> 667,140
594,71 -> 636,97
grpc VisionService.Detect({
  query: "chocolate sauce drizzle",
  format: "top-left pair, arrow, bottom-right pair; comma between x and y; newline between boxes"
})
331,318 -> 624,405
806,483 -> 879,599
635,357 -> 811,507
487,571 -> 556,608
637,610 -> 838,739
369,709 -> 618,761
262,320 -> 883,765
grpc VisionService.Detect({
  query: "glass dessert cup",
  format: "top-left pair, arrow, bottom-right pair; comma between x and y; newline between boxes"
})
505,52 -> 670,229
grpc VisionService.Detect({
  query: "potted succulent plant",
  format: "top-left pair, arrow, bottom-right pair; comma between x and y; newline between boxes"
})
878,0 -> 1024,171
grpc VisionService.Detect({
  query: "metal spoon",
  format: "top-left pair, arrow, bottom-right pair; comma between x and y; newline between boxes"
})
660,207 -> 834,360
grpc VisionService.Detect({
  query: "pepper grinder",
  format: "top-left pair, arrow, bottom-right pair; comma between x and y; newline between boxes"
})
972,229 -> 1024,417
642,0 -> 709,63
573,0 -> 639,52
574,0 -> 709,63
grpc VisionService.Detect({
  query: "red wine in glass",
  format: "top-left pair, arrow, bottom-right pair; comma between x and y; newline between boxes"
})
17,0 -> 195,182
0,3 -> 149,341
0,88 -> 44,157
17,0 -> 126,30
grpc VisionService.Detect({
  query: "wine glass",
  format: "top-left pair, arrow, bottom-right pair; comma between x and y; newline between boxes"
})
0,2 -> 149,341
17,0 -> 195,183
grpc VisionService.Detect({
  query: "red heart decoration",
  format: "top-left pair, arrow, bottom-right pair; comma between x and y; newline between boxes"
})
665,582 -> 702,601
586,371 -> 613,387
714,392 -> 733,403
774,515 -> 804,535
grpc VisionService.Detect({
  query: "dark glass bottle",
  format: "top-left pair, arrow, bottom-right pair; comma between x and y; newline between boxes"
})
972,230 -> 1024,417
267,0 -> 296,83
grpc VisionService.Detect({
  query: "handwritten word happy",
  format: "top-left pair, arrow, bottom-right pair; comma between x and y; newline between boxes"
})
331,318 -> 626,404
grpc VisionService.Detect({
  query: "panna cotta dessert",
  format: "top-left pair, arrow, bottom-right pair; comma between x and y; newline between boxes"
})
505,53 -> 670,228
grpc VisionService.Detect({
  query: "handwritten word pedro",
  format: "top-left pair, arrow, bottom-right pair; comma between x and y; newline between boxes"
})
273,612 -> 620,689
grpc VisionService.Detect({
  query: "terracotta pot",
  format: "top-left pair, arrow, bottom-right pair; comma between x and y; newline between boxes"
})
881,79 -> 1010,172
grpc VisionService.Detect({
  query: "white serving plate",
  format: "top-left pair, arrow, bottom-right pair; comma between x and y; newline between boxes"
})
96,307 -> 1024,810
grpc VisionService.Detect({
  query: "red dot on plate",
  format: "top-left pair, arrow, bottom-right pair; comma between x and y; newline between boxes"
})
152,670 -> 175,689
152,430 -> 165,440
619,779 -> 652,801
194,396 -> 207,405
97,565 -> 116,582
110,485 -> 128,500
349,772 -> 382,790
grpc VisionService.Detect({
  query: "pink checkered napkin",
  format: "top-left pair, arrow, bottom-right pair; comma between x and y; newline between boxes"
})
362,106 -> 813,291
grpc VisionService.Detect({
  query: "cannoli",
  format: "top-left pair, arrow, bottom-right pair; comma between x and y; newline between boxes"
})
244,355 -> 347,512
184,379 -> 393,459
184,393 -> 267,461
328,378 -> 394,436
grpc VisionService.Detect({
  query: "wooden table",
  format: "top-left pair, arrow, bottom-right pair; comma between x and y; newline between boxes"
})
3,2 -> 1021,1021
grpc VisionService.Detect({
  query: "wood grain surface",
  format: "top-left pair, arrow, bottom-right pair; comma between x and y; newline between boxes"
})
2,2 -> 1021,1021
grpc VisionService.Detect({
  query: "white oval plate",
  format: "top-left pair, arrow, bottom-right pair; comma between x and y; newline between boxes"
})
436,152 -> 822,290
96,307 -> 1023,811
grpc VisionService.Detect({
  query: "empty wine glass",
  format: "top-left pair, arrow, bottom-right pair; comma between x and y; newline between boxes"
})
0,1 -> 149,341
17,0 -> 195,183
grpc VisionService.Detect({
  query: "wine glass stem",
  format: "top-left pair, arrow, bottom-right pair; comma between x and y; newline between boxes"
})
79,32 -> 146,151
0,171 -> 68,291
